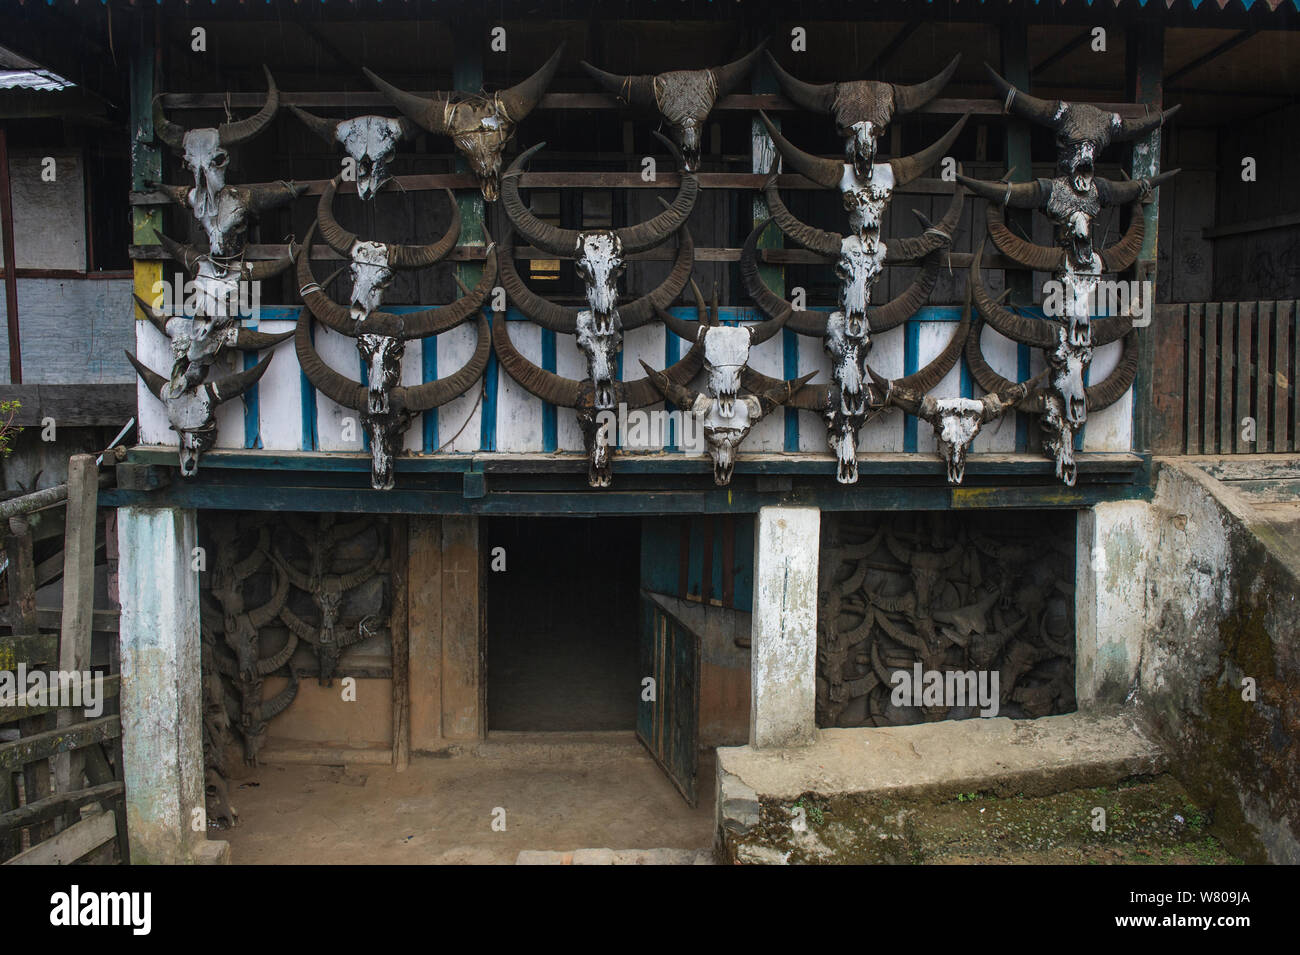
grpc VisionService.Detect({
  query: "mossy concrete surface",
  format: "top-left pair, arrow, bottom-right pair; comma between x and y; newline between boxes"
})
725,774 -> 1240,865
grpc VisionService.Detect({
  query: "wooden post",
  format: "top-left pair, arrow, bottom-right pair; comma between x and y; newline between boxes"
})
0,125 -> 22,384
1000,20 -> 1035,452
53,454 -> 98,827
6,515 -> 54,848
407,515 -> 443,750
130,12 -> 163,347
389,517 -> 410,770
1128,21 -> 1165,455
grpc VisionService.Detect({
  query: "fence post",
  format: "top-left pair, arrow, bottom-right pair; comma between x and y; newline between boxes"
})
53,454 -> 98,828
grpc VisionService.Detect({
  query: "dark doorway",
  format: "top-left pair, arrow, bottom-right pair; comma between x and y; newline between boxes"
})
487,517 -> 641,731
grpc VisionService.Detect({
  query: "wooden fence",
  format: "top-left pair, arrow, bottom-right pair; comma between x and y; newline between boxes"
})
0,455 -> 127,864
1152,301 -> 1298,455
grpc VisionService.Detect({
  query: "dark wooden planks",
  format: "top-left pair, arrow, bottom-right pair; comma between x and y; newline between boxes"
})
1203,304 -> 1219,453
1235,303 -> 1254,453
1274,302 -> 1292,452
1219,303 -> 1235,454
1256,303 -> 1272,452
1186,304 -> 1202,454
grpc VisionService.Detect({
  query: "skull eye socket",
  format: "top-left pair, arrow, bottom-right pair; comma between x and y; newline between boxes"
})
212,151 -> 229,168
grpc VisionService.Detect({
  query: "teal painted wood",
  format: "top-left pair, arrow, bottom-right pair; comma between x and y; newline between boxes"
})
903,321 -> 920,452
422,330 -> 438,451
783,328 -> 799,451
637,596 -> 700,807
541,328 -> 557,452
242,350 -> 262,450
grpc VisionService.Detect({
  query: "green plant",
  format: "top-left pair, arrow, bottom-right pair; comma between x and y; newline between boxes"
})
0,400 -> 22,457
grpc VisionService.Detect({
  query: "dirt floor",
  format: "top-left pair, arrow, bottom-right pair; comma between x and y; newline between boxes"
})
218,734 -> 716,864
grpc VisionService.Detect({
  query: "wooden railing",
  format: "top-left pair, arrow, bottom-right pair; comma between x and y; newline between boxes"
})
0,455 -> 127,864
1152,301 -> 1298,455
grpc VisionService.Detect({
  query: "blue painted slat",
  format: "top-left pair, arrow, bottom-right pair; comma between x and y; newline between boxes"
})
903,321 -> 919,452
783,328 -> 799,451
480,307 -> 498,452
664,314 -> 682,451
542,328 -> 557,453
300,321 -> 318,451
1016,343 -> 1031,451
242,350 -> 262,450
422,332 -> 438,451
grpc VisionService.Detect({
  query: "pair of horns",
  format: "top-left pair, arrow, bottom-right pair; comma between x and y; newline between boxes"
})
643,359 -> 817,422
661,248 -> 788,346
363,43 -> 565,132
126,347 -> 274,406
288,106 -> 419,146
985,63 -> 1179,143
969,244 -> 1132,349
759,109 -> 970,190
153,228 -> 298,283
493,307 -> 707,411
984,202 -> 1147,275
958,169 -> 1178,211
297,222 -> 498,340
742,218 -> 946,338
965,317 -> 1139,415
500,224 -> 695,333
154,65 -> 280,150
317,175 -> 461,269
765,52 -> 961,121
580,41 -> 767,109
502,137 -> 698,256
133,293 -> 294,352
295,305 -> 490,415
762,162 -> 964,263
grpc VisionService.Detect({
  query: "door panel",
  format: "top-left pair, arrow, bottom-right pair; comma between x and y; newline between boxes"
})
638,593 -> 700,807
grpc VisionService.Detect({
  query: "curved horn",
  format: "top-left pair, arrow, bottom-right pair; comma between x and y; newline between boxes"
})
152,95 -> 187,151
758,110 -> 842,190
243,180 -> 307,215
124,351 -> 168,400
1099,203 -> 1145,273
1098,169 -> 1179,207
287,105 -> 341,145
319,177 -> 461,268
619,223 -> 696,329
498,228 -> 578,332
498,43 -> 566,122
654,277 -> 713,344
500,142 -> 581,256
242,243 -> 299,284
362,68 -> 451,135
755,371 -> 819,419
316,178 -> 358,255
763,169 -> 841,258
261,673 -> 299,720
579,62 -> 658,109
218,66 -> 280,147
741,218 -> 826,336
764,50 -> 835,114
295,308 -> 366,410
400,310 -> 491,413
873,294 -> 971,409
866,249 -> 946,334
296,223 -> 356,334
884,183 -> 964,263
336,549 -> 386,592
1115,104 -> 1180,142
492,308 -> 583,408
1092,313 -> 1134,348
964,319 -> 1048,414
709,41 -> 768,98
236,326 -> 295,351
621,334 -> 708,409
397,234 -> 498,339
636,359 -> 701,412
888,112 -> 969,187
986,203 -> 1064,272
956,172 -> 1045,210
1086,329 -> 1139,410
132,293 -> 173,338
152,229 -> 203,274
984,63 -> 1062,129
208,351 -> 274,405
248,566 -> 291,631
614,132 -> 699,254
970,244 -> 1058,349
892,54 -> 961,114
739,366 -> 831,412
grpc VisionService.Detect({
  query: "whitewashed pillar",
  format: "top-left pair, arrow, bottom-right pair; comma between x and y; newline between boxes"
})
750,506 -> 820,748
118,505 -> 206,864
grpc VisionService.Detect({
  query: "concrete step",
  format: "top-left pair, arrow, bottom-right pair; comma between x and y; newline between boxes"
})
516,848 -> 714,865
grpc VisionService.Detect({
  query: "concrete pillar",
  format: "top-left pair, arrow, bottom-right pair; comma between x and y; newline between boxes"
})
118,505 -> 206,864
750,506 -> 820,748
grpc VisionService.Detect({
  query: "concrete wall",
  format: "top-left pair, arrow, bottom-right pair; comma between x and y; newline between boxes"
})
1077,460 -> 1300,863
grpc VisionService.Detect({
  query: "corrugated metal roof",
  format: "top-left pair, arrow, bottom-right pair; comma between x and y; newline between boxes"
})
0,69 -> 75,92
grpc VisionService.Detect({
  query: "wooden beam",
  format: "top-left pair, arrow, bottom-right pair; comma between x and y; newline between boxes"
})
0,384 -> 136,427
1166,29 -> 1258,89
1203,212 -> 1300,241
0,125 -> 22,384
0,715 -> 121,771
1031,30 -> 1094,77
2,806 -> 116,864
864,22 -> 921,79
0,780 -> 122,835
0,676 -> 121,726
